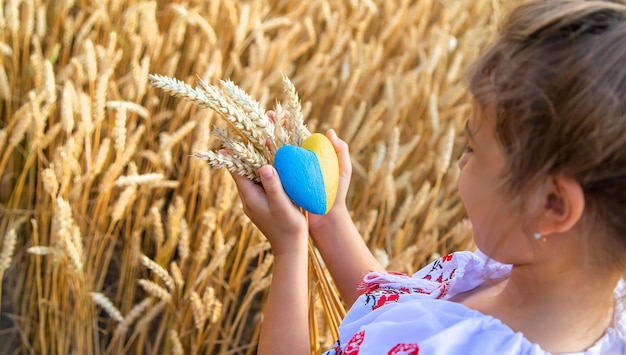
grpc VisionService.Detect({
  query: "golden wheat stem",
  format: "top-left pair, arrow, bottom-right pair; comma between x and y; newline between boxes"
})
115,298 -> 152,335
170,330 -> 184,355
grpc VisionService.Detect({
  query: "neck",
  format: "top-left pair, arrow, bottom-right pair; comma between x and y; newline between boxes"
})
494,246 -> 620,353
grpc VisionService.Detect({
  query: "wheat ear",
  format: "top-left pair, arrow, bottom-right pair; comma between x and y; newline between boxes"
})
193,150 -> 261,182
90,292 -> 124,323
282,75 -> 307,145
140,254 -> 175,292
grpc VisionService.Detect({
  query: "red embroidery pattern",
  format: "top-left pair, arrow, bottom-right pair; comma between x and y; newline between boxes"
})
388,343 -> 420,355
422,253 -> 458,289
372,293 -> 400,310
357,271 -> 409,294
343,330 -> 365,355
437,281 -> 450,299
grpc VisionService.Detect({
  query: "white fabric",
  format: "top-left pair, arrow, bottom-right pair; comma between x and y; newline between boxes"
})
323,251 -> 626,355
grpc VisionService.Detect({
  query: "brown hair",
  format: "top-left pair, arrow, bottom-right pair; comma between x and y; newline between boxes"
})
467,0 -> 626,266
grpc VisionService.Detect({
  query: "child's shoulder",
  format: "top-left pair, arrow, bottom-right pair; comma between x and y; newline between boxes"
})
358,250 -> 511,300
328,297 -> 546,355
332,252 -> 626,355
329,293 -> 625,355
413,250 -> 511,295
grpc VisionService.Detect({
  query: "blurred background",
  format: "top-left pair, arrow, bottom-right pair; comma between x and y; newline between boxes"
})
0,0 -> 499,353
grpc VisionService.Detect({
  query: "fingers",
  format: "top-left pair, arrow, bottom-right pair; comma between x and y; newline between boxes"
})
266,110 -> 275,123
229,169 -> 267,214
326,129 -> 352,181
266,110 -> 311,139
258,165 -> 296,215
223,150 -> 269,216
324,129 -> 352,204
230,128 -> 351,217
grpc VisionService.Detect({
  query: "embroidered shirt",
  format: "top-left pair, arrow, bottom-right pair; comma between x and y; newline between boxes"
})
323,251 -> 626,355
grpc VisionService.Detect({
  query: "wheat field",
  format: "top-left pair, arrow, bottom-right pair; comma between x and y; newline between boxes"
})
0,0 -> 499,353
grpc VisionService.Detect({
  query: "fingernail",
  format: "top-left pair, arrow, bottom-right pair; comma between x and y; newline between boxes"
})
328,129 -> 336,139
260,166 -> 274,178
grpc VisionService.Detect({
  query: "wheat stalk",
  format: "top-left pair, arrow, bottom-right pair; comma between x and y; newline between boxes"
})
194,209 -> 216,263
282,75 -> 307,146
134,300 -> 167,333
105,100 -> 150,119
137,279 -> 172,302
90,292 -> 124,323
272,103 -> 293,148
111,185 -> 137,222
149,74 -> 309,181
177,220 -> 190,263
169,262 -> 185,290
148,74 -> 213,109
213,126 -> 270,167
60,82 -> 75,135
190,291 -> 206,330
113,107 -> 127,155
161,196 -> 185,260
158,120 -> 197,155
196,78 -> 272,156
220,79 -> 274,139
83,39 -> 97,85
0,129 -> 7,154
149,206 -> 165,249
0,224 -> 18,275
0,66 -> 10,101
114,173 -> 164,187
42,167 -> 59,198
64,233 -> 84,273
202,286 -> 222,324
193,150 -> 261,183
26,245 -> 57,257
170,330 -> 184,355
8,109 -> 32,149
115,298 -> 152,335
43,60 -> 57,106
140,254 -> 175,292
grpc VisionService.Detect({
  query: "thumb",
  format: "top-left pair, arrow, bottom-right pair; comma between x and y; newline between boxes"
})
327,129 -> 352,178
259,165 -> 294,211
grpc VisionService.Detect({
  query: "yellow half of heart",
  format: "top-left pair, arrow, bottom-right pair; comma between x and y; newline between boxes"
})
301,133 -> 340,213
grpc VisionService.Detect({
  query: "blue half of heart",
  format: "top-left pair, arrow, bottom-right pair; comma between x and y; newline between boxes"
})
274,145 -> 327,215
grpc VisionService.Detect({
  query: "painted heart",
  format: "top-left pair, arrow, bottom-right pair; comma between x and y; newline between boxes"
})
274,133 -> 339,215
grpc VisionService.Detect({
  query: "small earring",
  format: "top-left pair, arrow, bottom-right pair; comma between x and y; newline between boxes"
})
533,232 -> 542,240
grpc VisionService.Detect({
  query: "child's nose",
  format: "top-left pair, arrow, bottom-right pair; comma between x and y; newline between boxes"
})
458,154 -> 468,170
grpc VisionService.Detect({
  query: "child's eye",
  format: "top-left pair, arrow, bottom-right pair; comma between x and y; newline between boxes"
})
464,145 -> 474,153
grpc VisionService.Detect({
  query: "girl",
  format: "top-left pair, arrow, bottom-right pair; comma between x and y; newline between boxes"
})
229,0 -> 626,353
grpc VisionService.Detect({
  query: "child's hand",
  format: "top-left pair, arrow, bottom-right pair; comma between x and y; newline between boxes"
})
264,110 -> 352,241
230,163 -> 309,256
307,129 -> 353,237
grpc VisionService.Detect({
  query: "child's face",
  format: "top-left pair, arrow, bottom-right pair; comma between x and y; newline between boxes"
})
458,105 -> 536,264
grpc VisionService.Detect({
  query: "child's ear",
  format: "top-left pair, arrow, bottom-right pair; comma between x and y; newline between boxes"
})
537,175 -> 585,236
